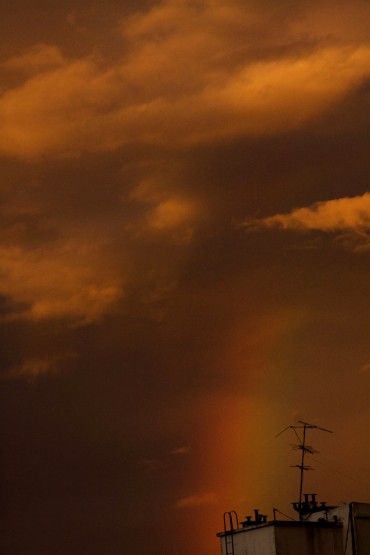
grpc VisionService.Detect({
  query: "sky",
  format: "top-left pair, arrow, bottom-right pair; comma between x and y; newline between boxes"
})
1,1 -> 370,553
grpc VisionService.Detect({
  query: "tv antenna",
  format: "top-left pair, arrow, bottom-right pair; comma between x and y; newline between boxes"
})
276,420 -> 333,519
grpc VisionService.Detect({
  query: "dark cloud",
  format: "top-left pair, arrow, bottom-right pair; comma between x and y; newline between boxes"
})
0,294 -> 30,317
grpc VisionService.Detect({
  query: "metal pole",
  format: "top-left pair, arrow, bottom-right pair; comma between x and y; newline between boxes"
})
298,424 -> 306,520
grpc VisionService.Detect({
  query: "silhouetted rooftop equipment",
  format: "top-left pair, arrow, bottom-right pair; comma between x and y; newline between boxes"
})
240,509 -> 268,528
275,420 -> 333,520
292,492 -> 337,517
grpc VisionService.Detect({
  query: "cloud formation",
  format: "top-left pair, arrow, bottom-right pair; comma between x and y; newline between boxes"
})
171,446 -> 190,455
3,353 -> 75,380
175,491 -> 217,509
1,1 -> 370,158
1,42 -> 66,73
0,242 -> 123,322
244,192 -> 370,247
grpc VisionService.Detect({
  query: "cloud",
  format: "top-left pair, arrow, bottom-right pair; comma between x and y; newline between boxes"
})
0,293 -> 30,317
171,446 -> 190,455
128,174 -> 202,243
175,491 -> 217,509
1,43 -> 66,74
148,199 -> 196,231
2,353 -> 76,380
244,193 -> 370,246
1,0 -> 370,158
0,242 -> 123,322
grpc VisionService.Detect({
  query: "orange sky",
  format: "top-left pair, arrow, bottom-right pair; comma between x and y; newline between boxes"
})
1,1 -> 370,554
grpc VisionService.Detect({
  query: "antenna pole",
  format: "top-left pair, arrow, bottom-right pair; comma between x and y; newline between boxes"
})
275,420 -> 333,520
298,424 -> 307,517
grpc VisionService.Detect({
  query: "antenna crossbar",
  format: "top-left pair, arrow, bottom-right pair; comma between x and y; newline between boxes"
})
291,444 -> 319,455
297,420 -> 333,434
291,465 -> 312,471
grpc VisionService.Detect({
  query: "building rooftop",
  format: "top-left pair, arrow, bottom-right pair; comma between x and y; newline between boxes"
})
217,499 -> 370,555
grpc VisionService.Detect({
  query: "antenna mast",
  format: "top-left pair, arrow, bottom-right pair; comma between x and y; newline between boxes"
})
276,420 -> 333,520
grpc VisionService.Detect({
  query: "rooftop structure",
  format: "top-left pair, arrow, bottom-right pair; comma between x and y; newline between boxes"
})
217,498 -> 370,555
